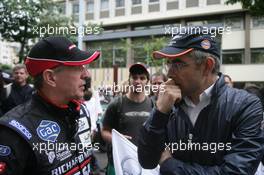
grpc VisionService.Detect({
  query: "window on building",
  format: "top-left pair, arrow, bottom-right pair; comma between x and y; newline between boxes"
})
186,21 -> 204,26
167,0 -> 179,10
149,0 -> 159,3
222,50 -> 244,64
149,24 -> 163,29
187,19 -> 223,26
101,0 -> 109,10
251,49 -> 264,63
87,0 -> 94,13
225,16 -> 243,30
206,19 -> 222,24
252,16 -> 264,29
132,0 -> 141,5
207,0 -> 220,5
72,3 -> 79,14
134,26 -> 148,30
116,0 -> 125,7
186,0 -> 199,8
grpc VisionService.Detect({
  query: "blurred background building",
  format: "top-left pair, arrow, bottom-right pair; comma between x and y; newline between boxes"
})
5,0 -> 264,88
0,40 -> 19,66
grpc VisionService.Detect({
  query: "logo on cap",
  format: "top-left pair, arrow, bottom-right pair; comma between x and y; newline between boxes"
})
68,44 -> 76,50
201,40 -> 211,50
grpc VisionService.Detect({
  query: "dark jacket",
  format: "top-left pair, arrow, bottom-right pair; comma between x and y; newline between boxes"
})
0,93 -> 93,175
1,83 -> 34,114
138,73 -> 264,175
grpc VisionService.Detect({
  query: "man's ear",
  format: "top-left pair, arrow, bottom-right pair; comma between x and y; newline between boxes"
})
42,69 -> 57,87
204,57 -> 215,76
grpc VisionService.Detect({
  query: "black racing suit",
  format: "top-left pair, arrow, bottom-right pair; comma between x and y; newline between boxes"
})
0,93 -> 94,175
138,73 -> 264,174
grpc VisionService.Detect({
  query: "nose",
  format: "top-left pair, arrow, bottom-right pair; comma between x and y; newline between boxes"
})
134,77 -> 140,82
81,68 -> 90,79
134,77 -> 143,84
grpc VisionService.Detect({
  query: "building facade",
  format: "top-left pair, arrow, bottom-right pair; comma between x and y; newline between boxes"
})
57,0 -> 264,87
0,40 -> 19,66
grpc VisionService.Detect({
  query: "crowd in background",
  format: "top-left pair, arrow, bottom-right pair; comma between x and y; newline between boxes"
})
1,64 -> 264,142
1,63 -> 264,174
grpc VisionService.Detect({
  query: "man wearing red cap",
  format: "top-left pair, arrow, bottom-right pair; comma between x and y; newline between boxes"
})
138,29 -> 264,174
101,63 -> 153,174
0,36 -> 100,175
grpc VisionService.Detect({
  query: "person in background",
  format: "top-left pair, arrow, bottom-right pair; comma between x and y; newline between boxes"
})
244,84 -> 261,97
149,72 -> 168,103
223,74 -> 233,87
101,63 -> 153,175
1,64 -> 34,114
82,79 -> 104,173
83,77 -> 103,138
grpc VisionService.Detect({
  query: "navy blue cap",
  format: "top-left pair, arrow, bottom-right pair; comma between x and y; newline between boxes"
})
153,27 -> 220,59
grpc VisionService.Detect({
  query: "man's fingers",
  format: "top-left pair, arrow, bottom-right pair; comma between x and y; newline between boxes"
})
163,79 -> 175,86
159,150 -> 172,164
161,79 -> 180,90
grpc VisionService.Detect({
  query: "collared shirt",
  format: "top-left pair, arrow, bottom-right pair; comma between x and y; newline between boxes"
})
182,82 -> 216,126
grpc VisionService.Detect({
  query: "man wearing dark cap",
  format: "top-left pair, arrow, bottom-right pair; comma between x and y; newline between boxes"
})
138,29 -> 264,174
101,63 -> 153,175
0,36 -> 100,175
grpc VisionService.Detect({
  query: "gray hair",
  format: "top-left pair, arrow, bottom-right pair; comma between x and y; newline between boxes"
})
188,50 -> 220,74
33,65 -> 64,90
151,72 -> 168,83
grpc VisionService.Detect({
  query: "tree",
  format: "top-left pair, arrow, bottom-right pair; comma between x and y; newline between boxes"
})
0,0 -> 69,63
226,0 -> 264,16
143,36 -> 168,71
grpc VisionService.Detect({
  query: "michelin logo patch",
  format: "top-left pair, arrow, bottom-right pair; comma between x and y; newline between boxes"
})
0,145 -> 11,156
9,120 -> 32,140
37,120 -> 60,142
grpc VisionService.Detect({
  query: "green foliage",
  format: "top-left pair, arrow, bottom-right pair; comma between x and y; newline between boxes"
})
0,0 -> 70,63
226,0 -> 264,16
143,36 -> 168,69
0,64 -> 12,71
